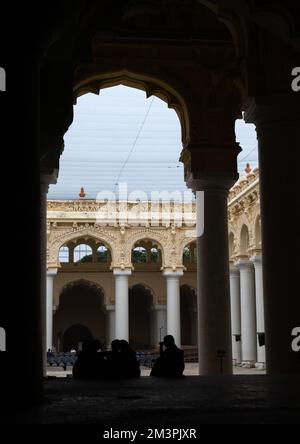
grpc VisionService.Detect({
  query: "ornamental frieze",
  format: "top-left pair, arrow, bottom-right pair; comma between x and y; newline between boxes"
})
47,170 -> 261,267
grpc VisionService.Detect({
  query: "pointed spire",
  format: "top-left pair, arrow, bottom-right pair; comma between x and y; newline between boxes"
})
79,187 -> 86,199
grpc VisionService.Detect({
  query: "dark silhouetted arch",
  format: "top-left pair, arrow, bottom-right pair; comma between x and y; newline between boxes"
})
129,284 -> 154,349
62,324 -> 93,352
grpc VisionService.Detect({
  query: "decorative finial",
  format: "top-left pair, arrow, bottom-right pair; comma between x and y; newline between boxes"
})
79,187 -> 86,198
245,163 -> 252,175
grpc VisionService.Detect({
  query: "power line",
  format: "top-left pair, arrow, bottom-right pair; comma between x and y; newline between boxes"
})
113,97 -> 155,193
238,146 -> 258,162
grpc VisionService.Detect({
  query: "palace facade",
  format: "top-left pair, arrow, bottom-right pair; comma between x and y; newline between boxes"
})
45,167 -> 263,368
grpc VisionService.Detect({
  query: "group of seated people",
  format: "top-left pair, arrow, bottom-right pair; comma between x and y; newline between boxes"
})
73,335 -> 185,380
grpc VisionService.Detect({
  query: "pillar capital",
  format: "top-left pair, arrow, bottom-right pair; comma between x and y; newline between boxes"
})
113,268 -> 132,277
236,259 -> 254,272
244,95 -> 300,127
250,255 -> 263,267
163,270 -> 184,279
47,268 -> 58,277
181,143 -> 241,192
229,264 -> 240,277
105,304 -> 115,312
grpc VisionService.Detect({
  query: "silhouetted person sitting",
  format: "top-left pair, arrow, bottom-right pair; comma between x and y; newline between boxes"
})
151,335 -> 185,378
118,340 -> 141,379
73,340 -> 99,380
99,339 -> 122,379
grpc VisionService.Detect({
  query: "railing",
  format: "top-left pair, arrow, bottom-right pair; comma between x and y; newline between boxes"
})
47,348 -> 199,370
47,352 -> 77,369
183,348 -> 198,363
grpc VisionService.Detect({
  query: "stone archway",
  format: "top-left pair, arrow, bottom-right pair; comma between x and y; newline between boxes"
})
129,284 -> 154,350
54,280 -> 106,352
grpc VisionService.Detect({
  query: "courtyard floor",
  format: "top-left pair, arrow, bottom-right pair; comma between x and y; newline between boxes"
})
1,370 -> 299,425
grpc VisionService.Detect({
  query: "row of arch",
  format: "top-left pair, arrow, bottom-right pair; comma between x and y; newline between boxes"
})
58,237 -> 198,268
53,280 -> 197,352
57,221 -> 260,268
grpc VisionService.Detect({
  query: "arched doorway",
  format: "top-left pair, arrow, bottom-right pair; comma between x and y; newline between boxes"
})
54,280 -> 106,352
129,285 -> 153,350
180,285 -> 197,347
62,324 -> 93,352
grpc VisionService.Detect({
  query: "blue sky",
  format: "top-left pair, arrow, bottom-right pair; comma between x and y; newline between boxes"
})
48,86 -> 258,201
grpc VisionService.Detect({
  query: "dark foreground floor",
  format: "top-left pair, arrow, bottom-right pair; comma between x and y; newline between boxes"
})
2,375 -> 300,424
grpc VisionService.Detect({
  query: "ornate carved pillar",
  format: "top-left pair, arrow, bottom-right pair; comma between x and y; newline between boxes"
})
245,95 -> 300,374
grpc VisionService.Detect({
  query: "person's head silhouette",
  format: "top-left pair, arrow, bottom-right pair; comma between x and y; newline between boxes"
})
93,340 -> 102,352
111,340 -> 121,352
164,335 -> 176,348
119,340 -> 131,352
82,340 -> 95,353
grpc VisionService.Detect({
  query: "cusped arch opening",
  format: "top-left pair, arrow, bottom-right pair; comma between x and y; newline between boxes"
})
131,238 -> 164,268
182,241 -> 197,266
74,70 -> 190,147
56,234 -> 114,267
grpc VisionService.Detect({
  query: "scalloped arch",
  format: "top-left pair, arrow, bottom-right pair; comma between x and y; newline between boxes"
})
57,278 -> 106,307
129,282 -> 156,300
73,69 -> 190,147
125,229 -> 169,266
178,237 -> 197,263
51,227 -> 116,264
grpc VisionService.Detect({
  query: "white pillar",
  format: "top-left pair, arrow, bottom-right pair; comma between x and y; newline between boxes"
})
164,271 -> 183,348
46,269 -> 57,351
152,305 -> 167,345
0,327 -> 6,351
251,255 -> 266,368
238,260 -> 257,367
105,305 -> 115,347
41,183 -> 48,375
196,186 -> 233,375
230,265 -> 242,365
114,269 -> 131,341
